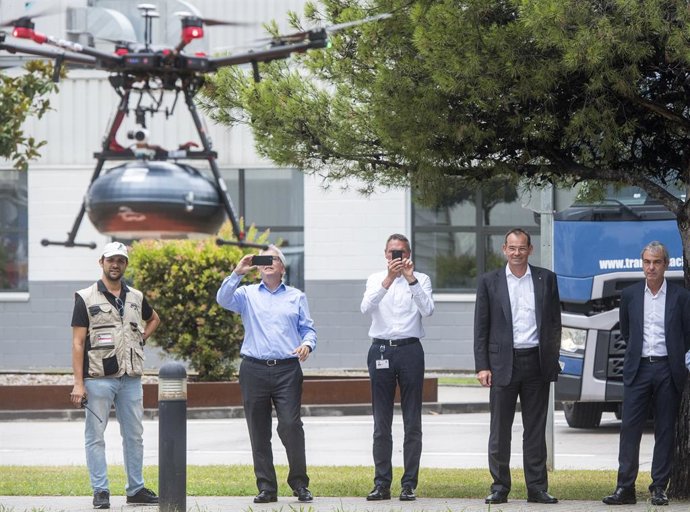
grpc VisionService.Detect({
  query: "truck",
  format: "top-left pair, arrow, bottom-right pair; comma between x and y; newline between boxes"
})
553,185 -> 684,428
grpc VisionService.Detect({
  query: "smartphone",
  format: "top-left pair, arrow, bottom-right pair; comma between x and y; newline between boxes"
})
251,255 -> 274,266
391,250 -> 404,260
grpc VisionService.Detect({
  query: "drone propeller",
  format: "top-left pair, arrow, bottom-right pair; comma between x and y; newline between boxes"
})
0,6 -> 61,29
173,11 -> 256,28
327,13 -> 392,33
255,12 -> 391,45
173,11 -> 256,52
96,36 -> 136,45
95,36 -> 140,53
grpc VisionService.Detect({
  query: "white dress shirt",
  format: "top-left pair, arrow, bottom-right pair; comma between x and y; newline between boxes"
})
642,279 -> 668,357
360,271 -> 434,340
506,265 -> 539,349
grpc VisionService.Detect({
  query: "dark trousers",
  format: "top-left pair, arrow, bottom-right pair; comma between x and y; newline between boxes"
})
239,358 -> 308,493
367,341 -> 425,489
617,359 -> 680,490
489,349 -> 550,494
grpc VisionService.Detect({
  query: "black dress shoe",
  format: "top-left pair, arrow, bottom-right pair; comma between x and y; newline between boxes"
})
400,485 -> 416,501
366,485 -> 391,501
293,487 -> 313,502
602,486 -> 636,505
126,487 -> 158,504
253,490 -> 278,503
485,490 -> 508,504
651,487 -> 669,506
527,490 -> 558,504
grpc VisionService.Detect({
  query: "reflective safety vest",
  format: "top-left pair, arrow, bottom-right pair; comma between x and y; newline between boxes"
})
77,282 -> 146,378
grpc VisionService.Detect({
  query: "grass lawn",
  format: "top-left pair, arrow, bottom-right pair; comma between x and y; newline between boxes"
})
0,465 -> 651,501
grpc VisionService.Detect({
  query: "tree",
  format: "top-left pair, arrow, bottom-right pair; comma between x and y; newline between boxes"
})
126,224 -> 269,381
0,61 -> 56,171
200,0 -> 690,495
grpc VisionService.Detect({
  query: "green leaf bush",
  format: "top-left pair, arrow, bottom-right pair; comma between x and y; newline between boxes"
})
0,61 -> 57,171
126,224 -> 269,381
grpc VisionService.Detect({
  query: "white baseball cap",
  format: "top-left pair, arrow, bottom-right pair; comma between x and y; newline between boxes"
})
101,242 -> 128,259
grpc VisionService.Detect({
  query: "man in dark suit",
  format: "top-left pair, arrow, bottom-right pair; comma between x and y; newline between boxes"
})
603,241 -> 690,506
474,228 -> 561,505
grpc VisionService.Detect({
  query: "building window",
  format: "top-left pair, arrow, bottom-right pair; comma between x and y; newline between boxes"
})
0,170 -> 29,292
222,168 -> 304,289
412,184 -> 540,292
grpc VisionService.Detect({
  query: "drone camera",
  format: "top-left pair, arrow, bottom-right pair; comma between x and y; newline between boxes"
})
127,128 -> 149,143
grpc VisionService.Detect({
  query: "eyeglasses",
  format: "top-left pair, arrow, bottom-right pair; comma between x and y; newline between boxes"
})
506,246 -> 530,254
115,297 -> 124,317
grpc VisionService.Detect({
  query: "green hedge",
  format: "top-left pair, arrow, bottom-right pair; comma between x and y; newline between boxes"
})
126,225 -> 269,381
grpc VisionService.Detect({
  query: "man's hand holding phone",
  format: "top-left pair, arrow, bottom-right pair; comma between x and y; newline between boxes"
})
401,257 -> 415,281
388,249 -> 414,279
235,254 -> 276,276
251,255 -> 274,266
387,252 -> 404,277
234,254 -> 257,276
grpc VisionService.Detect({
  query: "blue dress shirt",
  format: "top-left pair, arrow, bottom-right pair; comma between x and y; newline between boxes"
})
216,272 -> 317,360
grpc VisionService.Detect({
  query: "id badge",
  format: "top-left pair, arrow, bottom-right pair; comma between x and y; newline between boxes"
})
376,359 -> 390,369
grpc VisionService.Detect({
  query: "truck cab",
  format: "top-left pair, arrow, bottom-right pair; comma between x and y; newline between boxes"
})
554,185 -> 683,428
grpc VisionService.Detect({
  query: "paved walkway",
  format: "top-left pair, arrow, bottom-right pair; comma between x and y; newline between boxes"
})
3,386 -> 688,510
1,495 -> 689,512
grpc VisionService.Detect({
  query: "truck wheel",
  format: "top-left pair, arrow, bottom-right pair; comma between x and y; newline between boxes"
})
563,401 -> 603,428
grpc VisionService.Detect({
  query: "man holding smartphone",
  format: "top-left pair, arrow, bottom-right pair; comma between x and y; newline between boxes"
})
360,234 -> 434,501
216,245 -> 316,504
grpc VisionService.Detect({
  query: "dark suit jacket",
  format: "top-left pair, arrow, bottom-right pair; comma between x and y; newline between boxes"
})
474,264 -> 562,387
619,280 -> 690,394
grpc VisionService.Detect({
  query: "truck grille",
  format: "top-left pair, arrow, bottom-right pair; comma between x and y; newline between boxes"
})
608,357 -> 624,378
607,329 -> 626,379
609,329 -> 626,354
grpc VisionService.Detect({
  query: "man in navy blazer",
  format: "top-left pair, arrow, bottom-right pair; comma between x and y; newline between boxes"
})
603,241 -> 690,506
474,228 -> 562,505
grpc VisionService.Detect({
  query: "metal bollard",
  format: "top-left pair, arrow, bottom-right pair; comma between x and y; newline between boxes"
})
158,362 -> 187,512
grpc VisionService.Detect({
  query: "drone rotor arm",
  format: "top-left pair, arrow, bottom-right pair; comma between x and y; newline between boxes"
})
72,45 -> 124,66
215,238 -> 269,250
209,38 -> 327,69
41,34 -> 124,66
249,12 -> 390,46
0,39 -> 96,65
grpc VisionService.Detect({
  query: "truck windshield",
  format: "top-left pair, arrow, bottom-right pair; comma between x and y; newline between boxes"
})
573,184 -> 686,206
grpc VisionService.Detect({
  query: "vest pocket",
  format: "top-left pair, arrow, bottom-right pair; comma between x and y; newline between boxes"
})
129,346 -> 145,376
130,322 -> 145,346
91,325 -> 117,349
103,355 -> 119,376
87,349 -> 119,377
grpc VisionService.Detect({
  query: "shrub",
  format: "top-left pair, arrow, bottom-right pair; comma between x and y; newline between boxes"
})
126,224 -> 269,381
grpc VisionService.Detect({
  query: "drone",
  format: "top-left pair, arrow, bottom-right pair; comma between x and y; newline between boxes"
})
0,3 -> 390,249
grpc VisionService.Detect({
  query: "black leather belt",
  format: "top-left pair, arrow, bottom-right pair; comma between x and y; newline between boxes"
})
241,355 -> 298,366
372,337 -> 419,347
641,355 -> 668,363
513,346 -> 539,356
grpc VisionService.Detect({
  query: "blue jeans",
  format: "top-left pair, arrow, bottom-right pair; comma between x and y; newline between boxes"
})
84,375 -> 144,495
